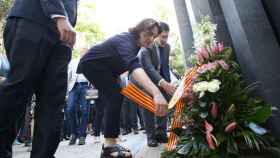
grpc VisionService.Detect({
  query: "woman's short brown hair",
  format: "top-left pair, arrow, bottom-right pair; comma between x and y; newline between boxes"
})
129,18 -> 162,39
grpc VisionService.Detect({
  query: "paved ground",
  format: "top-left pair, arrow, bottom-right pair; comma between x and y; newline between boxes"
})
13,131 -> 165,158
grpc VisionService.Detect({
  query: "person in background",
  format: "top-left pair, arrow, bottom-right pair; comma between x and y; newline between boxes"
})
137,22 -> 176,147
86,84 -> 98,136
137,107 -> 145,131
120,97 -> 139,135
1,53 -> 33,150
77,18 -> 168,158
61,105 -> 71,141
0,53 -> 9,85
92,90 -> 105,143
120,73 -> 140,135
20,95 -> 36,152
66,47 -> 90,145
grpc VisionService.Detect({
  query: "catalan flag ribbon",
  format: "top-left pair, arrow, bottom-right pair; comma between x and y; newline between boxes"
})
121,66 -> 199,151
121,83 -> 156,113
166,67 -> 199,151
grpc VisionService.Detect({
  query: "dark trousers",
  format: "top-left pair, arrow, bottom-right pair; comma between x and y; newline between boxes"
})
0,18 -> 71,158
142,90 -> 169,138
62,115 -> 70,138
61,102 -> 71,139
80,58 -> 123,138
66,82 -> 90,137
121,97 -> 139,130
142,108 -> 167,138
93,93 -> 105,137
137,107 -> 145,129
121,97 -> 133,130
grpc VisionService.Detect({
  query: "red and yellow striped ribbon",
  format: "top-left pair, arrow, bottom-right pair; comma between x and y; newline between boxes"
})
121,83 -> 156,113
166,67 -> 198,151
121,66 -> 199,151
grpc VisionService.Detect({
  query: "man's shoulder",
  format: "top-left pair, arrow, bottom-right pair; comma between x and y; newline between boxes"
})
138,47 -> 153,57
164,43 -> 171,50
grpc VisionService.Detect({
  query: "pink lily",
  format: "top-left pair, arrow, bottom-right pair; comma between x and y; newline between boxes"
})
199,47 -> 209,59
204,120 -> 216,150
211,44 -> 220,55
210,102 -> 218,119
218,42 -> 224,52
217,60 -> 229,70
197,52 -> 204,63
225,122 -> 237,133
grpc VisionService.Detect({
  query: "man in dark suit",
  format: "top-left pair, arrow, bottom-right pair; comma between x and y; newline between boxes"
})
139,22 -> 176,147
0,0 -> 77,157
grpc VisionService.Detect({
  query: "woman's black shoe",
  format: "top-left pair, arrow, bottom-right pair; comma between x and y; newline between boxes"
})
147,137 -> 158,147
100,144 -> 132,158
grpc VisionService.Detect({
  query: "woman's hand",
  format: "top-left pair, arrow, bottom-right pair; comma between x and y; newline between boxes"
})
153,93 -> 168,117
131,68 -> 169,116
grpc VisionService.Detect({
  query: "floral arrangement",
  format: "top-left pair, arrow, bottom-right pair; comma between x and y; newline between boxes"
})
162,17 -> 276,158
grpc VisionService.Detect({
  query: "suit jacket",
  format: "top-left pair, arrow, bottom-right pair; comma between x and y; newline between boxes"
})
139,43 -> 171,85
8,0 -> 78,32
132,43 -> 171,99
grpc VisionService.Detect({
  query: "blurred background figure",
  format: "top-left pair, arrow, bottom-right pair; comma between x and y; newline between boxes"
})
66,47 -> 91,145
0,53 -> 9,84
